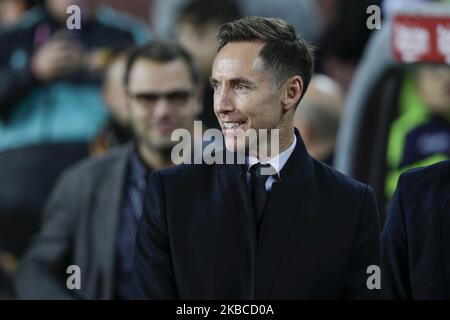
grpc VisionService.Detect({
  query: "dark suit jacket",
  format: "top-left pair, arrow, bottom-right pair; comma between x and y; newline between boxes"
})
133,131 -> 381,299
15,144 -> 134,299
381,160 -> 450,299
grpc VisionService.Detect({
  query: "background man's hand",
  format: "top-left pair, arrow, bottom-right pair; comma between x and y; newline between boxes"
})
31,36 -> 84,82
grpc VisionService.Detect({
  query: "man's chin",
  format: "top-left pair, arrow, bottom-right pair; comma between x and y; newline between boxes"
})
224,136 -> 247,154
146,136 -> 175,151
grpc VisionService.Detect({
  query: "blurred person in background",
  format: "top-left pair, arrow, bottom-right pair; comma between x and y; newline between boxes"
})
382,160 -> 450,299
400,65 -> 450,167
175,0 -> 241,130
0,0 -> 150,297
0,54 -> 135,295
16,41 -> 202,300
153,0 -> 380,92
238,0 -> 324,44
152,0 -> 324,44
318,0 -> 382,92
0,0 -> 150,150
294,74 -> 344,166
90,52 -> 133,156
0,0 -> 39,29
386,65 -> 450,197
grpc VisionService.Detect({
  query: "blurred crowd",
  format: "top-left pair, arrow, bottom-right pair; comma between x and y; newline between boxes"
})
0,0 -> 449,299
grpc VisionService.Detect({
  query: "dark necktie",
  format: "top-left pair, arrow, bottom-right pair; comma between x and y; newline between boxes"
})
249,163 -> 276,227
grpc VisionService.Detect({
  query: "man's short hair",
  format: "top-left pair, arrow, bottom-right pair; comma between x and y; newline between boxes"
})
124,41 -> 200,87
217,16 -> 315,100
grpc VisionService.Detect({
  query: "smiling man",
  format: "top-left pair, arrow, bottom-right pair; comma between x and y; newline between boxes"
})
133,17 -> 381,299
210,35 -> 302,158
16,42 -> 201,299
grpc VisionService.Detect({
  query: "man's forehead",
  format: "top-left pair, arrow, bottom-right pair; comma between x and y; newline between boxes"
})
129,59 -> 192,90
132,58 -> 188,73
212,41 -> 266,76
216,41 -> 264,61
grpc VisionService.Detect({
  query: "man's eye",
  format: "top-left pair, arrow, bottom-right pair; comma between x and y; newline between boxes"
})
212,83 -> 221,91
235,84 -> 247,91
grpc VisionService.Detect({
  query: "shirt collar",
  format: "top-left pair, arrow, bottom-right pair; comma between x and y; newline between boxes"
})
247,135 -> 297,175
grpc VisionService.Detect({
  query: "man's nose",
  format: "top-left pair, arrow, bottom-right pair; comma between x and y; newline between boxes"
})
153,98 -> 172,119
215,87 -> 235,114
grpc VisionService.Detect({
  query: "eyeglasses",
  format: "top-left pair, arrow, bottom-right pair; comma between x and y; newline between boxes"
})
128,90 -> 194,108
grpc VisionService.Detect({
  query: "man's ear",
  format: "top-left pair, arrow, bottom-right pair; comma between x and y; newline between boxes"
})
281,75 -> 304,112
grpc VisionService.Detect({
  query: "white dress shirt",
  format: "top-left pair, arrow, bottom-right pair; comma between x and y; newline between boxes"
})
246,135 -> 297,192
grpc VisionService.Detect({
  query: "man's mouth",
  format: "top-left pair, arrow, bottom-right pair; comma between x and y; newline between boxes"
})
152,122 -> 177,133
222,121 -> 246,133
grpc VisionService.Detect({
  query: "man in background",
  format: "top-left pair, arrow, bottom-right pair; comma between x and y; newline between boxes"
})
0,0 -> 150,150
382,160 -> 450,299
16,41 -> 202,299
294,74 -> 344,165
90,53 -> 133,156
176,0 -> 240,130
0,0 -> 38,28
